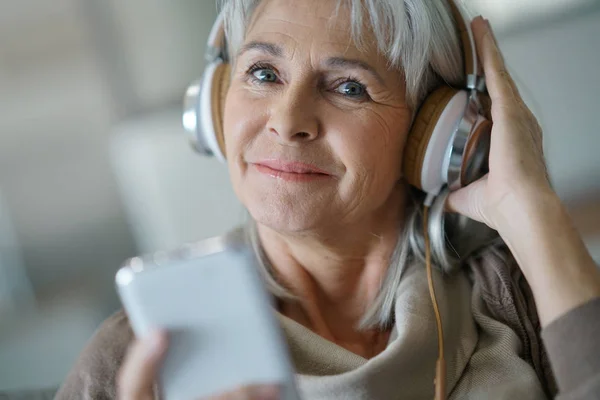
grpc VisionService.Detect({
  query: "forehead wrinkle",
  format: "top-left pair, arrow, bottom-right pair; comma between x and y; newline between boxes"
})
244,31 -> 301,62
261,16 -> 329,32
249,0 -> 352,39
237,41 -> 283,60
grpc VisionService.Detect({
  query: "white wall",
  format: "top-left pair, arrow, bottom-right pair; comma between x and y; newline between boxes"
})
0,0 -> 219,392
499,8 -> 600,260
500,8 -> 600,200
110,110 -> 246,254
0,192 -> 33,315
0,0 -> 219,291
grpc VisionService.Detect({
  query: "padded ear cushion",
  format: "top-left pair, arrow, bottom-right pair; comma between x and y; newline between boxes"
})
403,86 -> 460,190
461,117 -> 492,186
479,93 -> 492,121
461,93 -> 492,185
210,63 -> 231,158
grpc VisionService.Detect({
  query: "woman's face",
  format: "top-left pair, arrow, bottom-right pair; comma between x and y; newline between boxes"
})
224,0 -> 412,232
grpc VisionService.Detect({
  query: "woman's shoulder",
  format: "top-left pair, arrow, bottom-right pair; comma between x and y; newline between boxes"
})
55,310 -> 134,400
92,309 -> 135,353
94,308 -> 132,334
80,309 -> 134,362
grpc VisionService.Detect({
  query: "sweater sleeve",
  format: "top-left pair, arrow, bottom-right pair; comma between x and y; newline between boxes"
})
541,297 -> 600,400
54,310 -> 134,400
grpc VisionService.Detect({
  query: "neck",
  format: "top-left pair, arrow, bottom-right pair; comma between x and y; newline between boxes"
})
257,187 -> 406,357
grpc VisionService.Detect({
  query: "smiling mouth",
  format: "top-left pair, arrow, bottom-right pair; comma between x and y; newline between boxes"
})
252,161 -> 332,182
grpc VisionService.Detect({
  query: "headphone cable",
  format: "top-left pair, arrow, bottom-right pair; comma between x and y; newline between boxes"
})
423,199 -> 446,400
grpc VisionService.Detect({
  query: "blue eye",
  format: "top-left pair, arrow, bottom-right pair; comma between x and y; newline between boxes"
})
337,81 -> 366,98
252,68 -> 278,82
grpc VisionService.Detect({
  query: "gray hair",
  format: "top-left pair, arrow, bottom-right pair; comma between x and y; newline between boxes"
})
221,0 -> 500,329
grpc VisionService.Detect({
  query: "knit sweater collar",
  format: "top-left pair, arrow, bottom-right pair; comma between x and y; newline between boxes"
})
277,264 -> 478,400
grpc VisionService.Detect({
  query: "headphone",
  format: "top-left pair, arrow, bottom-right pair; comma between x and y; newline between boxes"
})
183,0 -> 492,198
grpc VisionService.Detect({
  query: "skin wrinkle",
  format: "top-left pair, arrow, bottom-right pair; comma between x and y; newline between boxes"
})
238,41 -> 284,58
224,0 -> 412,358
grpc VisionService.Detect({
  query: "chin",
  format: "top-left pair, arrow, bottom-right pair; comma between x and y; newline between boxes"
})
243,189 -> 331,233
230,162 -> 342,232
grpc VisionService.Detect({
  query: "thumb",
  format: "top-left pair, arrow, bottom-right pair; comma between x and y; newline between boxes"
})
446,175 -> 489,225
118,330 -> 168,399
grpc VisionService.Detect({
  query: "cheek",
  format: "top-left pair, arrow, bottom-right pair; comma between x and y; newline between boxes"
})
330,107 -> 410,183
222,87 -> 267,202
223,87 -> 253,155
223,87 -> 265,158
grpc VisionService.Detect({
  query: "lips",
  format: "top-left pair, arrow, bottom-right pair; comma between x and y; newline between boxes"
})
254,160 -> 330,175
251,160 -> 332,182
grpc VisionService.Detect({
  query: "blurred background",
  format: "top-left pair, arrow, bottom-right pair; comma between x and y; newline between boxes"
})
0,0 -> 599,397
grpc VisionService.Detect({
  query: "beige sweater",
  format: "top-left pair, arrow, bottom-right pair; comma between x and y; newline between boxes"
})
54,292 -> 600,400
55,237 -> 600,400
279,263 -> 546,399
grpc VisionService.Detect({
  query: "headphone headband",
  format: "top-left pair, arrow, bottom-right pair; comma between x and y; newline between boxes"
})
205,11 -> 227,63
446,0 -> 483,90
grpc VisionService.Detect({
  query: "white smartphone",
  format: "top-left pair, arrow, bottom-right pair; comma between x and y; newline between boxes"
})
115,232 -> 300,400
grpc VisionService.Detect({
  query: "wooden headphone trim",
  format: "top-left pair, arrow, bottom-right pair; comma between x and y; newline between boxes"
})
211,63 -> 231,157
403,86 -> 459,189
447,1 -> 474,77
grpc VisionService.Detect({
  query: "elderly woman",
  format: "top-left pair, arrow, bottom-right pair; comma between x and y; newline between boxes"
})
56,0 -> 600,399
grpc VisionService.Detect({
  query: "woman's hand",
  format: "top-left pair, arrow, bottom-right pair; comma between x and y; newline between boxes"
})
117,330 -> 280,400
446,17 -> 600,328
446,16 -> 554,230
118,330 -> 168,399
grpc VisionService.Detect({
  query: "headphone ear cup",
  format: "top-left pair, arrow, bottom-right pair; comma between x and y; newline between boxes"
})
461,114 -> 492,186
403,86 -> 459,191
210,63 -> 231,159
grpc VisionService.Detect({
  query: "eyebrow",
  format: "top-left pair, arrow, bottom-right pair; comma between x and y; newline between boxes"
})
325,57 -> 385,86
237,41 -> 284,58
237,41 -> 385,86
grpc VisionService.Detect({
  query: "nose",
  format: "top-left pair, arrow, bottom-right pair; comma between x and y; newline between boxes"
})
267,83 -> 320,144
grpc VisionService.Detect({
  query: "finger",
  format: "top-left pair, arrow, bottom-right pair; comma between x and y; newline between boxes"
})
118,330 -> 168,400
471,17 -> 521,106
204,384 -> 281,400
445,175 -> 488,225
247,384 -> 280,400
